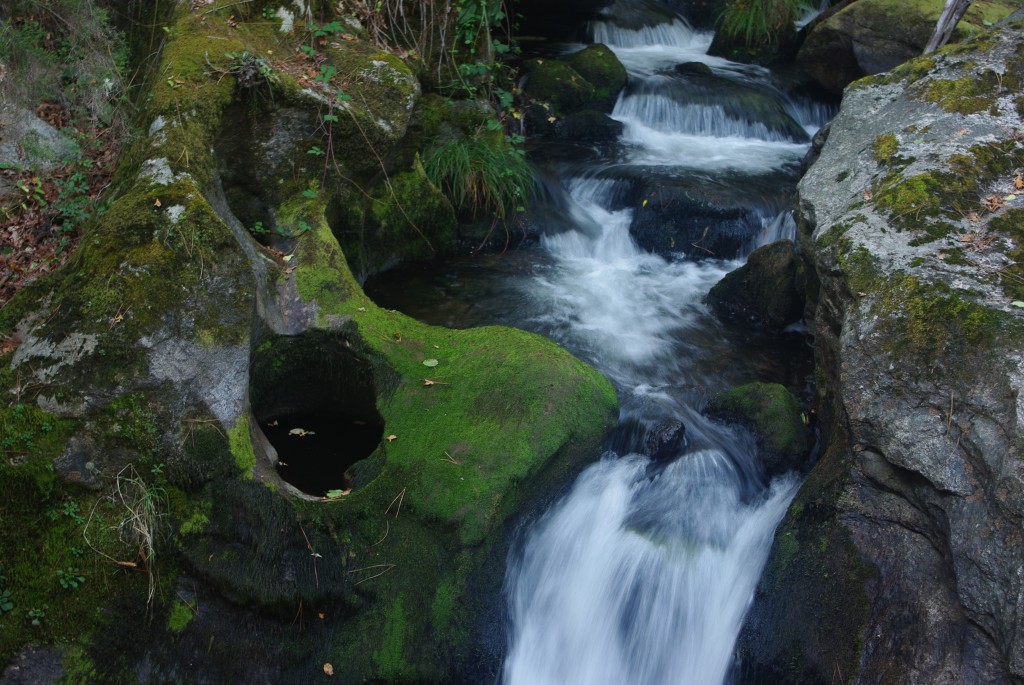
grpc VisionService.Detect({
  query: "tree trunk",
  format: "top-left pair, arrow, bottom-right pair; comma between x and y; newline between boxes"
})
924,0 -> 974,53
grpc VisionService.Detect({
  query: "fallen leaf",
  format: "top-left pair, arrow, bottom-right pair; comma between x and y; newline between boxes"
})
1015,173 -> 1024,189
966,211 -> 981,223
960,233 -> 977,242
642,199 -> 648,208
857,292 -> 867,297
547,116 -> 557,124
357,307 -> 367,312
423,358 -> 439,367
984,194 -> 1005,212
318,612 -> 324,619
289,428 -> 315,437
154,198 -> 162,207
423,379 -> 436,386
393,332 -> 402,342
325,489 -> 351,499
324,663 -> 334,676
1012,301 -> 1024,308
268,420 -> 279,426
386,434 -> 397,442
937,252 -> 946,260
863,190 -> 873,201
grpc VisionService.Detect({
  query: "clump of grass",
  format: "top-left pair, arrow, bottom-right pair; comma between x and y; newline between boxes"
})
421,127 -> 532,222
717,0 -> 811,49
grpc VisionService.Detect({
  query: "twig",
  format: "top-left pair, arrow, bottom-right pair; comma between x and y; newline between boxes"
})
370,521 -> 390,547
947,390 -> 954,434
298,523 -> 320,589
442,451 -> 461,465
347,563 -> 396,586
384,487 -> 406,518
203,0 -> 253,15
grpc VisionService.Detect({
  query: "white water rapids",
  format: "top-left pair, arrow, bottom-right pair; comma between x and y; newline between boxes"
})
499,4 -> 827,685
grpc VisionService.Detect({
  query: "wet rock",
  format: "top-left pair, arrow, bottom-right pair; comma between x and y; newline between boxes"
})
705,382 -> 811,476
673,61 -> 714,77
0,645 -> 65,685
706,240 -> 805,332
643,420 -> 687,462
551,110 -> 624,142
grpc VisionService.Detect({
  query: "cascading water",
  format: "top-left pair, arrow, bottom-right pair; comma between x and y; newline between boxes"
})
501,6 -> 826,684
366,2 -> 833,683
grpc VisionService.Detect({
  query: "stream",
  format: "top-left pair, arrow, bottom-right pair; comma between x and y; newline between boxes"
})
366,2 -> 832,683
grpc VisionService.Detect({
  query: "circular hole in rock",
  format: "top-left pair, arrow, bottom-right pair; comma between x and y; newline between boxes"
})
261,414 -> 383,497
250,331 -> 388,498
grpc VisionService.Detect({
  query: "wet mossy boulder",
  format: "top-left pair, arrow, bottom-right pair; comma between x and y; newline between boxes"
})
796,0 -> 1022,93
706,239 -> 805,331
706,382 -> 811,476
522,58 -> 597,115
564,44 -> 628,110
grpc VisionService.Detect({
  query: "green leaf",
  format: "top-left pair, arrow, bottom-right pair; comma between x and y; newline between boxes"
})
302,189 -> 318,199
323,114 -> 339,123
325,489 -> 346,499
1011,301 -> 1024,308
422,359 -> 439,368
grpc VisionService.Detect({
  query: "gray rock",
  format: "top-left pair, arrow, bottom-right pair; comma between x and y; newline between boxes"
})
0,106 -> 77,172
737,18 -> 1024,685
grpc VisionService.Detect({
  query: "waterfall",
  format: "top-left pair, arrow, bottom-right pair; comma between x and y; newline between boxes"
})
500,2 -> 814,684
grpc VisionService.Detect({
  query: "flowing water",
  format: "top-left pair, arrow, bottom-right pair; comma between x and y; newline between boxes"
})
367,3 -> 833,683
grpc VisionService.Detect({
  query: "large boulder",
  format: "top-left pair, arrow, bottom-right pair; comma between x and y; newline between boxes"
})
797,0 -> 1022,93
706,239 -> 805,331
737,19 -> 1024,684
565,43 -> 628,110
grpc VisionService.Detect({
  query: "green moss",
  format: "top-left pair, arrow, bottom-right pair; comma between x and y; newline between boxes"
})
564,44 -> 627,106
872,133 -> 900,165
523,59 -> 596,114
707,382 -> 809,457
990,208 -> 1024,300
226,415 -> 256,477
921,72 -> 1002,114
875,272 -> 1003,363
167,599 -> 195,633
373,595 -> 413,680
431,580 -> 456,627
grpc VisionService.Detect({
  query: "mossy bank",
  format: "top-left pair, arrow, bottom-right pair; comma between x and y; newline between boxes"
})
0,2 -> 617,682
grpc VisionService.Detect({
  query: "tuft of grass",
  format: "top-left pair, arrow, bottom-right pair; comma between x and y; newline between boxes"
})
421,127 -> 532,222
717,0 -> 811,49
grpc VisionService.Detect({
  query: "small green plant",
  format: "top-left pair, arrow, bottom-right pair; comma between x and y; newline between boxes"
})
261,5 -> 276,20
0,589 -> 13,613
717,0 -> 811,50
57,567 -> 85,590
27,605 -> 47,627
54,171 -> 92,233
225,51 -> 275,92
249,221 -> 269,236
422,128 -> 532,222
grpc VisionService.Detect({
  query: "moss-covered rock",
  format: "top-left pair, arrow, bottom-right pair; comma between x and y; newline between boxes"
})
564,43 -> 628,110
706,382 -> 811,475
522,58 -> 597,116
0,4 -> 618,682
